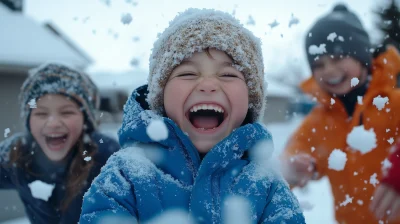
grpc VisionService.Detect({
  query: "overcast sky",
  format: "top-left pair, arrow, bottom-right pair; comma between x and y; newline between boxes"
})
24,0 -> 384,75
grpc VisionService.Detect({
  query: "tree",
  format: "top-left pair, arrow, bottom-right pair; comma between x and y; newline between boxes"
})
375,0 -> 400,51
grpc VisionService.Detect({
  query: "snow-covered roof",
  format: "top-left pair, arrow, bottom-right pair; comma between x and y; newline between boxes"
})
0,4 -> 92,71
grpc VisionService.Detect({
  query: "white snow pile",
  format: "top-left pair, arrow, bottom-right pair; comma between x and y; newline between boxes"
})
346,125 -> 377,154
146,119 -> 169,141
28,180 -> 55,201
350,78 -> 359,87
121,13 -> 133,25
223,195 -> 252,224
328,149 -> 347,171
373,95 -> 389,111
4,128 -> 10,138
145,209 -> 195,224
308,44 -> 326,55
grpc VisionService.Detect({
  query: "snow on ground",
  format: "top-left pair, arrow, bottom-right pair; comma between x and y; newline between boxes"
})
0,116 -> 336,224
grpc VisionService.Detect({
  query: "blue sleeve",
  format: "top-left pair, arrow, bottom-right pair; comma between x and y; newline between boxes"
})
260,179 -> 306,224
0,135 -> 21,189
79,153 -> 138,224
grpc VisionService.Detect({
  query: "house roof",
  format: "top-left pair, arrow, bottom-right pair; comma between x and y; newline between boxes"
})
0,3 -> 92,72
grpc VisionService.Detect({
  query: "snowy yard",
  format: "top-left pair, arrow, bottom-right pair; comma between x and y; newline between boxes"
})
1,116 -> 336,224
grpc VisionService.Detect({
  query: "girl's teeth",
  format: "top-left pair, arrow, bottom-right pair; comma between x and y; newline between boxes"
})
190,104 -> 224,113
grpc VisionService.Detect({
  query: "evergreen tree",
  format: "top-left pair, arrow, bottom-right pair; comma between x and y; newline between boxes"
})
375,0 -> 400,50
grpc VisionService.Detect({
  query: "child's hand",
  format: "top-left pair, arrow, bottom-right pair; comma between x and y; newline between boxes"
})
370,184 -> 400,221
282,153 -> 316,187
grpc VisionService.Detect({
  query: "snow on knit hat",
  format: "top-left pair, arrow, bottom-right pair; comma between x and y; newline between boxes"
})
19,63 -> 100,133
147,8 -> 265,122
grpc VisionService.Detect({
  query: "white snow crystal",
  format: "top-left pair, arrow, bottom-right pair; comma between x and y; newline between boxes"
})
4,128 -> 10,138
268,19 -> 279,28
327,32 -> 337,42
330,98 -> 335,105
350,78 -> 359,87
339,194 -> 353,207
386,129 -> 390,133
357,96 -> 363,105
357,200 -> 363,205
373,95 -> 389,111
288,13 -> 299,27
346,125 -> 377,154
381,158 -> 392,172
338,36 -> 344,41
121,13 -> 133,25
84,156 -> 92,162
83,150 -> 87,155
100,112 -> 103,118
311,146 -> 315,152
328,149 -> 347,171
383,58 -> 387,64
223,195 -> 251,224
388,137 -> 394,144
308,44 -> 326,55
246,15 -> 255,25
28,99 -> 37,108
354,172 -> 358,176
369,173 -> 379,187
312,128 -> 316,133
99,139 -> 104,144
146,119 -> 168,141
28,180 -> 55,201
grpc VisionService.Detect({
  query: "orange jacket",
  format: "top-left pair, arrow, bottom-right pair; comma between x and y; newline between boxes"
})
283,46 -> 400,224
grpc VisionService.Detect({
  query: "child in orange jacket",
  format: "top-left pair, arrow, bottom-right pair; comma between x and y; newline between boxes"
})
281,3 -> 400,223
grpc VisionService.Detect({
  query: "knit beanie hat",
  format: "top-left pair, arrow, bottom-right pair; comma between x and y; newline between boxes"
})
147,8 -> 265,122
19,63 -> 100,133
305,3 -> 372,69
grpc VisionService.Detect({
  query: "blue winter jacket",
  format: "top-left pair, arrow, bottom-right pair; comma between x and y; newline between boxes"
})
80,85 -> 305,224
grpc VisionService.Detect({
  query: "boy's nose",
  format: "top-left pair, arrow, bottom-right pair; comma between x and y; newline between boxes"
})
197,77 -> 219,93
45,116 -> 63,129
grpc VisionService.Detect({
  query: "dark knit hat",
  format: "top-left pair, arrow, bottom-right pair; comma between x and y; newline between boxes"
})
19,63 -> 100,133
305,3 -> 372,69
147,8 -> 265,122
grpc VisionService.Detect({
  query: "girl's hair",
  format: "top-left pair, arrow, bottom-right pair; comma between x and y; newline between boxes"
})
9,134 -> 98,212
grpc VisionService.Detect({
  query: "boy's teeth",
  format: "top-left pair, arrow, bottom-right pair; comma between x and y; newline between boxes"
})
190,104 -> 224,113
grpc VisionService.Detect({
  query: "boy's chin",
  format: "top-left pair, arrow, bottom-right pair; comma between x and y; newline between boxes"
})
192,140 -> 217,154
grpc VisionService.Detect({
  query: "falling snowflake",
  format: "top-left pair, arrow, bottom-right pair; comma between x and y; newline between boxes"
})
246,15 -> 255,25
388,137 -> 394,144
121,13 -> 133,25
346,125 -> 377,154
339,194 -> 353,207
331,98 -> 335,105
288,13 -> 299,27
132,36 -> 140,42
99,139 -> 104,144
369,173 -> 379,187
84,156 -> 92,162
350,78 -> 359,87
4,128 -> 10,138
268,19 -> 279,29
223,195 -> 252,224
311,146 -> 315,152
338,36 -> 344,41
357,96 -> 363,105
130,58 -> 140,67
373,95 -> 389,111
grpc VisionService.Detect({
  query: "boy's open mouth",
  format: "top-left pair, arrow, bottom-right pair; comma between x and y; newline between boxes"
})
45,134 -> 68,151
187,104 -> 227,131
324,76 -> 345,86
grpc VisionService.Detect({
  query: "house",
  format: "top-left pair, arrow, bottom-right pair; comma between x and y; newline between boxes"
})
0,1 -> 92,222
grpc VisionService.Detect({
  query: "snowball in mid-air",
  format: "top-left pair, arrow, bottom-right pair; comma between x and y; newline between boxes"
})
328,149 -> 347,171
146,119 -> 168,141
28,180 -> 55,201
346,125 -> 377,154
350,78 -> 359,87
373,95 -> 389,111
223,195 -> 252,224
